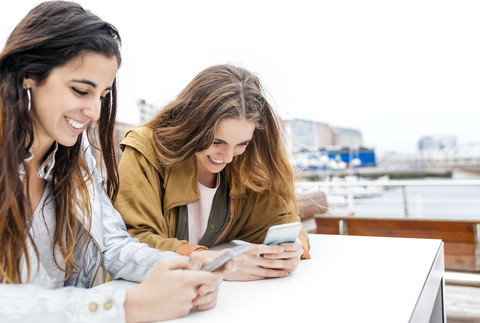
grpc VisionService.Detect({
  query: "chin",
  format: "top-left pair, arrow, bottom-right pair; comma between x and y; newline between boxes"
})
208,166 -> 225,174
57,136 -> 80,147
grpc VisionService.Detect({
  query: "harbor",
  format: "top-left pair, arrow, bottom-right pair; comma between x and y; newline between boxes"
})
295,174 -> 480,321
296,177 -> 480,219
288,122 -> 480,321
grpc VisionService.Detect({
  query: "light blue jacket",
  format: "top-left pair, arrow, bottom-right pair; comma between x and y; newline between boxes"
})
0,135 -> 179,322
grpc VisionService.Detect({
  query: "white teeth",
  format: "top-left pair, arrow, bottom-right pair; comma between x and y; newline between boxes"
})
208,156 -> 224,164
66,117 -> 85,129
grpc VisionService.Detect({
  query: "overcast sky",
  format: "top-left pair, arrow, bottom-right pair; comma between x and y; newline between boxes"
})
1,0 -> 479,155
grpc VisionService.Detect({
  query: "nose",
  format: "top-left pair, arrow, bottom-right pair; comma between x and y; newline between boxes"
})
82,98 -> 102,122
223,147 -> 235,163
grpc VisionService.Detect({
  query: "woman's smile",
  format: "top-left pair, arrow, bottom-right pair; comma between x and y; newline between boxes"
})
208,155 -> 224,165
65,117 -> 86,133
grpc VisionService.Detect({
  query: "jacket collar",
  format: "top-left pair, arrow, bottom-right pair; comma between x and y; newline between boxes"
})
20,143 -> 59,182
163,157 -> 248,209
163,157 -> 199,211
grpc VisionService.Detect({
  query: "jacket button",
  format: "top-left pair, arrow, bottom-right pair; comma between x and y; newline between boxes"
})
104,300 -> 113,310
89,302 -> 98,312
183,216 -> 187,221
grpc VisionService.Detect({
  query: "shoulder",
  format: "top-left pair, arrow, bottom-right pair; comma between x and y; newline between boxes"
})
121,126 -> 153,151
120,126 -> 159,169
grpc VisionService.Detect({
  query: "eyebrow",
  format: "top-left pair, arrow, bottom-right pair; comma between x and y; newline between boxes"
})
72,79 -> 112,91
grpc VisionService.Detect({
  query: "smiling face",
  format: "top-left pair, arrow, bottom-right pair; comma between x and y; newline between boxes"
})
195,118 -> 255,186
24,51 -> 118,155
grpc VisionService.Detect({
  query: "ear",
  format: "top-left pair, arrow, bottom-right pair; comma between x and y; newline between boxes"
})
23,77 -> 34,89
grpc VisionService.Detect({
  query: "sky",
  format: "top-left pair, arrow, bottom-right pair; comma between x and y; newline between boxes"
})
1,0 -> 479,155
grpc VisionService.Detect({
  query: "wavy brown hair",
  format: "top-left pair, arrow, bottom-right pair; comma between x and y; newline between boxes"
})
146,64 -> 296,204
0,1 -> 121,283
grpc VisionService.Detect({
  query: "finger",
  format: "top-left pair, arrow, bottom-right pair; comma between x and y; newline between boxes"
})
197,284 -> 217,297
185,270 -> 224,286
258,257 -> 298,271
278,242 -> 301,251
262,248 -> 303,260
156,256 -> 191,271
255,244 -> 285,255
196,301 -> 217,311
189,250 -> 224,270
254,266 -> 290,278
223,259 -> 238,272
188,252 -> 204,270
194,291 -> 218,310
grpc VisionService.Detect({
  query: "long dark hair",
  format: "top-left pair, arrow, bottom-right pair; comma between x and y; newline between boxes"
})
146,64 -> 296,204
0,1 -> 121,283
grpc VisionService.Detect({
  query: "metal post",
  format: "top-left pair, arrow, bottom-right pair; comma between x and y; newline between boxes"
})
347,186 -> 354,215
402,186 -> 409,218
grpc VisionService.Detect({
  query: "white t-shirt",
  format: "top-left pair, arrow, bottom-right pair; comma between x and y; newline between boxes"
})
187,176 -> 220,244
21,183 -> 65,287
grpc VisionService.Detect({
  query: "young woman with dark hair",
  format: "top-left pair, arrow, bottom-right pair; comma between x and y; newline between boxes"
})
0,2 -> 224,322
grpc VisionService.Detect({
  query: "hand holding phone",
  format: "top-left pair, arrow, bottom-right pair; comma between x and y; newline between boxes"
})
201,245 -> 245,272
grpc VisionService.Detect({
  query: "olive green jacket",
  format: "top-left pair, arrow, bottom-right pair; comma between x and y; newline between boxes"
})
115,126 -> 310,257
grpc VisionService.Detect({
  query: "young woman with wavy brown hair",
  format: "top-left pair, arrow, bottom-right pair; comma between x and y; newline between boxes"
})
115,64 -> 311,281
0,2 -> 224,322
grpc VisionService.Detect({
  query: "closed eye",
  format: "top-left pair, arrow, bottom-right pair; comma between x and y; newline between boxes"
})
213,140 -> 250,146
72,87 -> 87,95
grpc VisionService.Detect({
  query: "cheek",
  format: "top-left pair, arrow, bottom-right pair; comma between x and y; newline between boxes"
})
203,146 -> 220,156
234,146 -> 247,156
34,91 -> 67,118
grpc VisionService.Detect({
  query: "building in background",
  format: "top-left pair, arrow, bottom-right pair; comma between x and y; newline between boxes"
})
418,135 -> 457,151
138,99 -> 158,124
284,118 -> 364,152
284,118 -> 375,170
284,118 -> 320,153
316,122 -> 335,148
332,127 -> 363,147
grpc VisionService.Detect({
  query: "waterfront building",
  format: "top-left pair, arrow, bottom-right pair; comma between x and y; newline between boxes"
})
283,118 -> 363,153
332,126 -> 363,147
316,122 -> 335,148
418,134 -> 457,151
137,99 -> 158,124
283,118 -> 320,154
284,118 -> 375,171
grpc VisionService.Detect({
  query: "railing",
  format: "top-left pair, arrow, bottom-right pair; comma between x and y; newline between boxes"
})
295,179 -> 480,219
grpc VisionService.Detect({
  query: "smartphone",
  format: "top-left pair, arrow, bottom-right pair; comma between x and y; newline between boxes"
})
263,222 -> 302,245
201,245 -> 246,272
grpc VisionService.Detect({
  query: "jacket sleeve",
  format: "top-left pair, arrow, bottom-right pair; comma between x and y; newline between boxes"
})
0,284 -> 126,323
82,136 -> 180,283
94,171 -> 180,281
114,145 -> 201,255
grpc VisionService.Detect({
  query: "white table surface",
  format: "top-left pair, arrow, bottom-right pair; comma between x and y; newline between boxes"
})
97,234 -> 444,323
